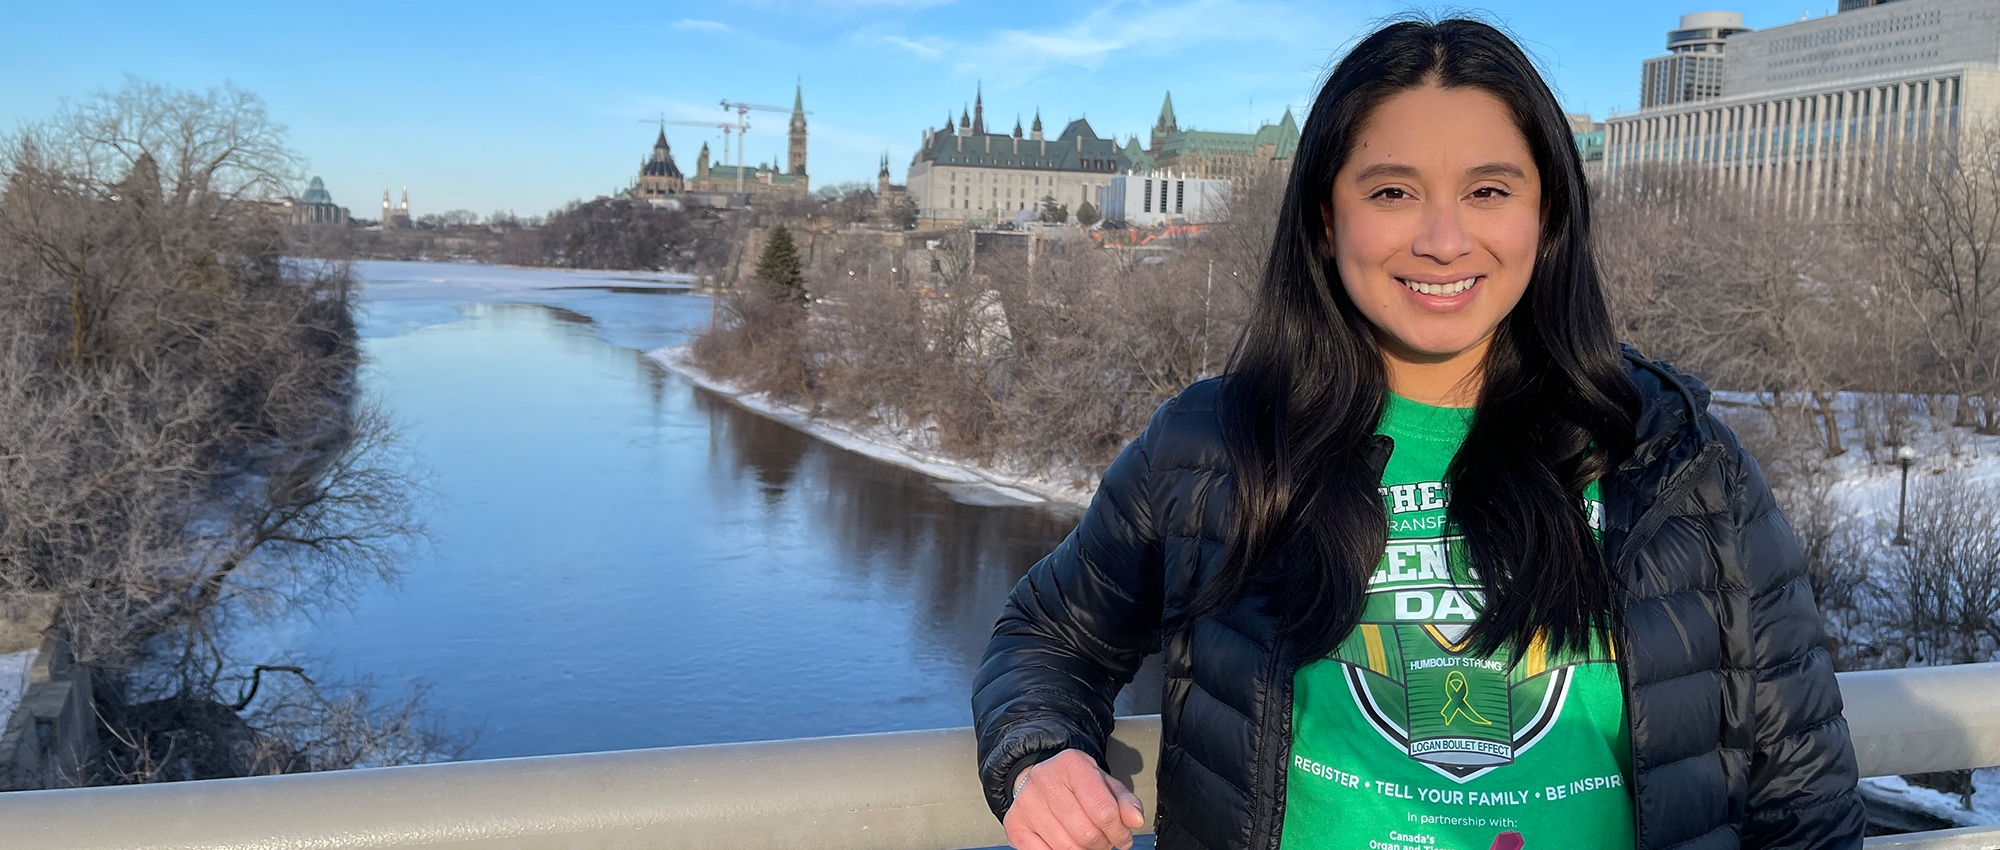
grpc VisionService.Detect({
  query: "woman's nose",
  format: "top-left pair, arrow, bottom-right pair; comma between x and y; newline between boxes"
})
1411,201 -> 1473,264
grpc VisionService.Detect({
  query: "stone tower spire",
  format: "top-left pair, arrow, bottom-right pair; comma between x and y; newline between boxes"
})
1013,115 -> 1023,139
1031,109 -> 1043,141
960,105 -> 970,134
697,142 -> 710,181
788,83 -> 808,179
1151,91 -> 1179,150
973,83 -> 985,135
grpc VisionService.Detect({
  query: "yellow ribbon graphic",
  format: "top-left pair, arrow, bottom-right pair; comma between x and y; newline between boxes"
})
1440,670 -> 1493,726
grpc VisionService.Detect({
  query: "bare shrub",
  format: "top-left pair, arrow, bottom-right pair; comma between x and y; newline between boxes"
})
1874,472 -> 2000,667
688,170 -> 1282,482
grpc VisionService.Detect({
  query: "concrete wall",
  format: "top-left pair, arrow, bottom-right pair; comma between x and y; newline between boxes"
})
0,597 -> 96,790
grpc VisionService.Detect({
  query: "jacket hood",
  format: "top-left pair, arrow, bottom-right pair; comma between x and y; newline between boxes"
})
1620,345 -> 1716,472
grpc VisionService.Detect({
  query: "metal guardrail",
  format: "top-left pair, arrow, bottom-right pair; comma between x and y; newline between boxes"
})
0,664 -> 1996,849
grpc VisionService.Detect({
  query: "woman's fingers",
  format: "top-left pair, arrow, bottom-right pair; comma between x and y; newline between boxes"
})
1003,748 -> 1143,850
1053,751 -> 1136,850
1104,773 -> 1146,829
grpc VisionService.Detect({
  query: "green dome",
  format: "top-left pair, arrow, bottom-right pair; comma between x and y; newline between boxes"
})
301,176 -> 334,206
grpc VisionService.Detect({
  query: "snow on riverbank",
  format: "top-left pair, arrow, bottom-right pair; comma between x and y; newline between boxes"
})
650,354 -> 2000,525
647,345 -> 1095,510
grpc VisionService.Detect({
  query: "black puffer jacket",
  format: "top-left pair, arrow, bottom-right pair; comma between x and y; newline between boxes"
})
972,351 -> 1864,850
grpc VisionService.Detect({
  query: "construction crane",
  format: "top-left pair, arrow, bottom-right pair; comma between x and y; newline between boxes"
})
642,118 -> 741,185
719,98 -> 810,196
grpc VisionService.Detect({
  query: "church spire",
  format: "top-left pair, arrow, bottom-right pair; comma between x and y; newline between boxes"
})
973,82 -> 985,135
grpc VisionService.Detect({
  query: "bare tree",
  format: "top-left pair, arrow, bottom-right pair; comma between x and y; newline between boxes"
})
0,79 -> 443,784
1862,122 -> 2000,431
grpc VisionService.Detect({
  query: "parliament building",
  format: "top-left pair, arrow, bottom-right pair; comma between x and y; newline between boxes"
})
905,88 -> 1300,225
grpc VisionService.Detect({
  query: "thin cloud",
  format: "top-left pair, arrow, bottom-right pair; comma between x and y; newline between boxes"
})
882,35 -> 943,59
735,0 -> 959,10
932,0 -> 1337,85
673,19 -> 730,32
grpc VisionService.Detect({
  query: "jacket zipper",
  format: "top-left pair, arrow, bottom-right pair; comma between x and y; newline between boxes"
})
1252,634 -> 1293,850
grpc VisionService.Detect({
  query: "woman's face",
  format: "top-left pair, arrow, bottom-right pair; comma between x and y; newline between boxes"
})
1326,83 -> 1542,367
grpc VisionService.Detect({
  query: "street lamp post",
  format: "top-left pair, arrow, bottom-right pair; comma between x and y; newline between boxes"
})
1894,444 -> 1917,546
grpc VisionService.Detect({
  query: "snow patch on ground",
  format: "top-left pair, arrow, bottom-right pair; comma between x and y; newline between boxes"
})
1860,770 -> 2000,828
0,650 -> 37,729
1709,392 -> 2000,527
646,345 -> 1096,510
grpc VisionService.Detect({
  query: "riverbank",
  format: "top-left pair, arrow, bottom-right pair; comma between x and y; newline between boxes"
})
645,345 -> 1094,510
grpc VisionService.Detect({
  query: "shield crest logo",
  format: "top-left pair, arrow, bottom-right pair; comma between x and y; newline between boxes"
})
1334,533 -> 1604,783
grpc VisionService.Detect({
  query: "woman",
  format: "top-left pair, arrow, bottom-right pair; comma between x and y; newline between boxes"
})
971,18 -> 1863,850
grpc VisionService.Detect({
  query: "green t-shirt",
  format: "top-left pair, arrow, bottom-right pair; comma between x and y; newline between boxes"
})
1278,393 -> 1633,850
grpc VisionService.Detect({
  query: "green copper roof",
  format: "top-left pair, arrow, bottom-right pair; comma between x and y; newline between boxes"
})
915,120 -> 1131,173
301,176 -> 334,205
1121,137 -> 1156,172
1153,108 -> 1300,159
1157,92 -> 1177,128
1253,110 -> 1300,158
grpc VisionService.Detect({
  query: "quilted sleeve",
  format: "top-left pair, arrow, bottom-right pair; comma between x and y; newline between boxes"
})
970,396 -> 1174,820
1727,433 -> 1866,849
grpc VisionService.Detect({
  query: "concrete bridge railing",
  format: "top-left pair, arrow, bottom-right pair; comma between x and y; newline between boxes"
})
1,663 -> 1998,850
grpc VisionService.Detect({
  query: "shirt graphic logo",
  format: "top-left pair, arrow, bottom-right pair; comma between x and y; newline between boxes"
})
1333,501 -> 1611,784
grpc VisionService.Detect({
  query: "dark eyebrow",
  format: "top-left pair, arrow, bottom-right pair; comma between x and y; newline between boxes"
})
1351,162 -> 1419,183
1466,162 -> 1527,179
1350,161 -> 1527,183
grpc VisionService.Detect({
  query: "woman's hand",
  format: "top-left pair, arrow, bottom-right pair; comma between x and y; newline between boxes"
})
1003,748 -> 1147,850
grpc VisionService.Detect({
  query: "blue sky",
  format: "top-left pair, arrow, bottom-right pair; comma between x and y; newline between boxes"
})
3,0 -> 1842,218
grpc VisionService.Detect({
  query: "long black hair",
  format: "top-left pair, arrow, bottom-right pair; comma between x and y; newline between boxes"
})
1193,18 -> 1640,662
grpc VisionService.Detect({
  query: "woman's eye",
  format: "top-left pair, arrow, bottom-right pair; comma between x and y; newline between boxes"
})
1370,188 -> 1409,201
1470,187 -> 1511,200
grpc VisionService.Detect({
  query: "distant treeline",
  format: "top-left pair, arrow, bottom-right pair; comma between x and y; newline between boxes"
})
293,184 -> 894,276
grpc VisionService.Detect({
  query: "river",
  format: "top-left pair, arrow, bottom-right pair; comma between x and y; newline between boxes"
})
287,260 -> 1157,760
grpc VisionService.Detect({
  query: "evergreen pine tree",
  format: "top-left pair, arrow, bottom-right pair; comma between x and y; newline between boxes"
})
1039,196 -> 1068,224
755,224 -> 807,303
1075,200 -> 1101,227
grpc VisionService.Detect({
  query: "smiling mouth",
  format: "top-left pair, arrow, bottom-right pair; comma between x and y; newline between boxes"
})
1397,276 -> 1480,297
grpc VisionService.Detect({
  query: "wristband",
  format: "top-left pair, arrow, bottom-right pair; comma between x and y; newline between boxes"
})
1013,761 -> 1036,798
